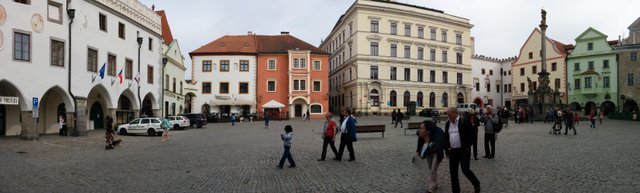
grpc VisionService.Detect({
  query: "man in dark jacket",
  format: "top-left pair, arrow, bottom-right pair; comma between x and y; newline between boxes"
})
444,107 -> 481,193
416,120 -> 444,193
395,110 -> 404,128
466,109 -> 480,160
335,109 -> 357,162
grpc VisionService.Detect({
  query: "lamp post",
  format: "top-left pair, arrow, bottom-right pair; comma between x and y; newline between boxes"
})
137,32 -> 143,117
161,57 -> 168,117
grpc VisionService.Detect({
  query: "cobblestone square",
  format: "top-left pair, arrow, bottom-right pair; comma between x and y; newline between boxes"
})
0,117 -> 639,193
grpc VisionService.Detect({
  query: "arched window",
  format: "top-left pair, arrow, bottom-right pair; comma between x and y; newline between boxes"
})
370,89 -> 380,107
429,92 -> 435,107
390,90 -> 397,107
403,91 -> 411,107
417,92 -> 424,107
442,92 -> 449,107
457,92 -> 464,104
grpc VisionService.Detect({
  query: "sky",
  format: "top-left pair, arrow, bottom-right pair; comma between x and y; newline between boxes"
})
139,0 -> 640,79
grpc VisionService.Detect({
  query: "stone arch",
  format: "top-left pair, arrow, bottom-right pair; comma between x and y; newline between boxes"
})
584,101 -> 597,115
142,92 -> 157,117
623,99 -> 638,113
86,84 -> 113,130
429,92 -> 435,107
600,101 -> 615,115
442,92 -> 449,107
389,90 -> 397,107
457,92 -> 464,104
38,85 -> 73,134
0,79 -> 28,110
118,89 -> 139,110
473,97 -> 483,107
569,102 -> 582,111
417,92 -> 424,107
185,92 -> 196,114
0,79 -> 27,136
369,89 -> 380,107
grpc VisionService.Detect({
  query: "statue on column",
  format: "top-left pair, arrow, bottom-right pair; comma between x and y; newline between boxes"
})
541,9 -> 547,26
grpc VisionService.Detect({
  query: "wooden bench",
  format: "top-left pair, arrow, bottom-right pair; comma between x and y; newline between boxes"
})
404,122 -> 422,135
355,124 -> 386,138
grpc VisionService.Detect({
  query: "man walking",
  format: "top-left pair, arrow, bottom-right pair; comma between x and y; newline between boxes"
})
335,109 -> 357,162
480,105 -> 498,159
444,107 -> 481,193
395,109 -> 404,128
391,109 -> 397,125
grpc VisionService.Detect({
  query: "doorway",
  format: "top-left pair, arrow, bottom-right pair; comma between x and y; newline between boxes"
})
295,104 -> 302,117
0,105 -> 5,136
90,102 -> 104,129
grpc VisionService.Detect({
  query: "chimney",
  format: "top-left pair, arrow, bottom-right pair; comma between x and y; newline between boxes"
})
281,31 -> 290,35
151,4 -> 155,11
247,31 -> 253,35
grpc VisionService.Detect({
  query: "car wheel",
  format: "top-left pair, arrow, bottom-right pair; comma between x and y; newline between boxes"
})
174,124 -> 180,130
197,123 -> 202,128
147,128 -> 157,136
119,128 -> 127,135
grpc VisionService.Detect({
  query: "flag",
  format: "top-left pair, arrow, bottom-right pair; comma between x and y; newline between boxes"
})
117,68 -> 123,84
99,63 -> 106,79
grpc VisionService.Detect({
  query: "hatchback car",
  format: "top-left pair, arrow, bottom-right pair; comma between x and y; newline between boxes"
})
117,118 -> 163,136
167,115 -> 190,130
180,113 -> 207,128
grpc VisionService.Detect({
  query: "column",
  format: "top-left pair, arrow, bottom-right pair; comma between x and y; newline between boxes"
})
20,111 -> 35,140
75,97 -> 88,136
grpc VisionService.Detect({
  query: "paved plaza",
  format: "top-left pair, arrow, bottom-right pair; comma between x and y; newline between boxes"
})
0,116 -> 639,193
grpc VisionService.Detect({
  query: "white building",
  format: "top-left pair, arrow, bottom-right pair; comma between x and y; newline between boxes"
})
157,10 -> 186,117
0,0 -> 162,138
470,55 -> 515,109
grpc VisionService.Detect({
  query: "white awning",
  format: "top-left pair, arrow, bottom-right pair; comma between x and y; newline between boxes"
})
262,100 -> 286,108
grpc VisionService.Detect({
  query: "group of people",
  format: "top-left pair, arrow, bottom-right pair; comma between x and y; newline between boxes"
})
515,107 -> 534,124
391,109 -> 405,128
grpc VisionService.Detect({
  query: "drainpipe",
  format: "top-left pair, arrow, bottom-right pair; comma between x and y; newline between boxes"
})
137,32 -> 143,116
66,0 -> 77,136
161,57 -> 167,117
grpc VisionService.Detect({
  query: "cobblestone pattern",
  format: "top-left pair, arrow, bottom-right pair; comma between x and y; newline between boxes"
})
0,117 -> 639,193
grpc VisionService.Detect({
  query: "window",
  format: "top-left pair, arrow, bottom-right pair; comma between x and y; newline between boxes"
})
532,66 -> 537,74
603,60 -> 609,68
268,59 -> 276,70
87,48 -> 98,72
574,63 -> 580,71
456,34 -> 462,45
632,52 -> 638,61
430,70 -> 436,83
390,91 -> 397,107
552,62 -> 557,71
404,68 -> 411,81
370,20 -> 379,33
173,78 -> 176,92
118,22 -> 125,39
404,46 -> 410,58
509,70 -> 511,75
293,58 -> 306,69
520,68 -> 525,76
390,44 -> 397,57
442,51 -> 448,63
418,47 -> 424,60
13,32 -> 31,62
628,73 -> 634,86
417,69 -> 424,82
390,23 -> 397,35
603,76 -> 610,88
370,42 -> 379,56
520,83 -> 525,92
428,92 -> 436,107
147,66 -> 154,84
148,38 -> 153,51
403,91 -> 411,107
313,81 -> 321,92
267,81 -> 276,92
528,52 -> 533,59
487,83 -> 491,92
441,31 -> 447,42
504,84 -> 508,92
202,82 -> 211,94
293,80 -> 306,91
476,82 -> 480,91
533,82 -> 537,90
442,92 -> 448,107
489,70 -> 493,75
482,69 -> 486,75
47,1 -> 62,23
165,75 -> 170,89
588,61 -> 594,69
496,84 -> 501,93
587,42 -> 593,51
390,67 -> 397,80
219,82 -> 229,94
555,78 -> 560,89
430,28 -> 436,40
50,39 -> 64,66
370,66 -> 379,79
456,53 -> 463,64
239,83 -> 249,94
99,14 -> 107,31
430,49 -> 436,61
584,77 -> 592,88
310,104 -> 322,113
349,22 -> 353,34
574,79 -> 581,89
107,54 -> 116,76
202,61 -> 212,72
418,27 -> 424,38
220,60 -> 229,71
14,0 -> 30,4
180,82 -> 183,95
313,61 -> 321,71
457,73 -> 463,84
125,59 -> 132,79
442,71 -> 448,83
404,24 -> 411,36
509,84 -> 512,92
239,60 -> 249,72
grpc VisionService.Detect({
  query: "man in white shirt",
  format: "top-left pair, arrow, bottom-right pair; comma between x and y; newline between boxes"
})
444,107 -> 480,193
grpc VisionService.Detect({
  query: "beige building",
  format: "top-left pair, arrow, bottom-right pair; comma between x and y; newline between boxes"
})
511,28 -> 569,108
615,17 -> 640,112
320,0 -> 474,115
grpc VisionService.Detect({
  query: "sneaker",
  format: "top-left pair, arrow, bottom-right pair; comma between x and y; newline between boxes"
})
288,165 -> 296,168
276,165 -> 283,169
317,159 -> 325,161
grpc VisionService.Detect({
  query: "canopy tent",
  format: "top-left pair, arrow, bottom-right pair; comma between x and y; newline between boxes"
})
262,100 -> 286,109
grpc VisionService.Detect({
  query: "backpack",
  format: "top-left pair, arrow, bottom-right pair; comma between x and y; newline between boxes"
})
494,114 -> 503,133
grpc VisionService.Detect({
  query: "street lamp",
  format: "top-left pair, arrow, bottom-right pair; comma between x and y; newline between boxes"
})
136,32 -> 143,117
161,57 -> 168,117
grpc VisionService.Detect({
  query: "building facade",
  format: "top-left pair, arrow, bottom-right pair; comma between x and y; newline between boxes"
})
615,17 -> 640,113
157,10 -> 187,117
470,55 -> 515,109
0,0 -> 162,138
511,28 -> 569,109
566,27 -> 618,115
320,0 -> 474,115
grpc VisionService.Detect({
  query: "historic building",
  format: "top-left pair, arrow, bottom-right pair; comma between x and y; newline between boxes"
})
320,0 -> 474,115
470,55 -> 516,109
511,28 -> 569,108
566,27 -> 618,115
156,10 -> 187,117
0,0 -> 163,138
615,17 -> 640,113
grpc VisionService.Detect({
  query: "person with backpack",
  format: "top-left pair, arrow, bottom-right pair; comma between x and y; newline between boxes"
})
480,105 -> 499,159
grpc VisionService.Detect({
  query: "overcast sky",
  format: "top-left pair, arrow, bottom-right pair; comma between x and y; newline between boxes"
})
140,0 -> 640,79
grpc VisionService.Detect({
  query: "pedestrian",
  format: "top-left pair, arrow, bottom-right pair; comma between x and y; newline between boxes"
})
318,112 -> 338,161
589,110 -> 596,128
277,125 -> 296,169
528,108 -> 534,123
105,115 -> 118,150
161,117 -> 170,141
502,107 -> 510,127
350,111 -> 358,125
391,109 -> 397,125
466,109 -> 480,160
574,112 -> 579,125
231,113 -> 236,126
444,107 -> 481,193
564,109 -> 577,135
480,105 -> 498,159
335,109 -> 357,162
58,115 -> 67,136
264,112 -> 270,129
416,120 -> 445,193
598,111 -> 604,125
395,110 -> 404,128
306,110 -> 311,121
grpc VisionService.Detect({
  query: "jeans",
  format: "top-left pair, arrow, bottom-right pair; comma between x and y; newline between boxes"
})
484,133 -> 496,157
395,119 -> 403,128
448,148 -> 480,193
337,133 -> 355,160
320,137 -> 338,159
278,146 -> 295,167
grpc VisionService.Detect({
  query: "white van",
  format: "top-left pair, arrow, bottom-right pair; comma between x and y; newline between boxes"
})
457,103 -> 479,114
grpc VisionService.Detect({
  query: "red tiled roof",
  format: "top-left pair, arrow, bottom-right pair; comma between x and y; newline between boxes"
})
190,35 -> 258,55
255,35 -> 329,55
190,34 -> 328,56
155,10 -> 174,45
550,39 -> 569,55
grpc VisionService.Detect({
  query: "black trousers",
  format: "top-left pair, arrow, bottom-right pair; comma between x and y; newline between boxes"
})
395,119 -> 403,128
320,137 -> 338,159
470,137 -> 478,159
449,148 -> 480,193
484,133 -> 496,157
337,133 -> 355,160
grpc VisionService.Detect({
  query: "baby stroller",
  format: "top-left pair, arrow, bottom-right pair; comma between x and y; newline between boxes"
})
549,115 -> 563,135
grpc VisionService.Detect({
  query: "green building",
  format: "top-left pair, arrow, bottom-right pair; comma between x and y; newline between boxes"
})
567,27 -> 618,115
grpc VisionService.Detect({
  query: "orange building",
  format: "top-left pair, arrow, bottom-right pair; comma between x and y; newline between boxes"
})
255,33 -> 330,119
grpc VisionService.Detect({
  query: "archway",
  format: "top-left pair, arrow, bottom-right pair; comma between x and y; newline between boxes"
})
86,84 -> 112,130
623,99 -> 638,112
90,102 -> 104,129
416,92 -> 424,107
142,93 -> 156,117
291,98 -> 308,118
473,97 -> 483,108
584,101 -> 597,115
0,78 -> 27,136
429,92 -> 435,107
569,102 -> 582,111
390,90 -> 397,107
442,92 -> 449,107
403,91 -> 411,107
600,101 -> 615,115
116,94 -> 135,125
39,86 -> 73,134
457,92 -> 464,104
369,89 -> 380,107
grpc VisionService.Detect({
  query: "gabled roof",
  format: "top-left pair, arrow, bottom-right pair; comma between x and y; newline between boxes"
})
190,34 -> 329,56
190,35 -> 258,56
512,28 -> 569,65
155,10 -> 174,45
575,27 -> 607,41
255,35 -> 329,55
628,17 -> 640,32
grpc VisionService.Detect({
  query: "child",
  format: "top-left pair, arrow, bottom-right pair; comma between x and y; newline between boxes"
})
161,118 -> 170,141
277,125 -> 296,169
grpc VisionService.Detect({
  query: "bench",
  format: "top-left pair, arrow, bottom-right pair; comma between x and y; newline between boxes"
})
355,124 -> 386,138
404,122 -> 422,135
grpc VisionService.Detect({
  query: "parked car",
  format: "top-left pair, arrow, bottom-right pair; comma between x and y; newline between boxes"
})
117,118 -> 163,136
166,115 -> 190,130
180,113 -> 207,128
457,103 -> 479,114
419,108 -> 439,117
